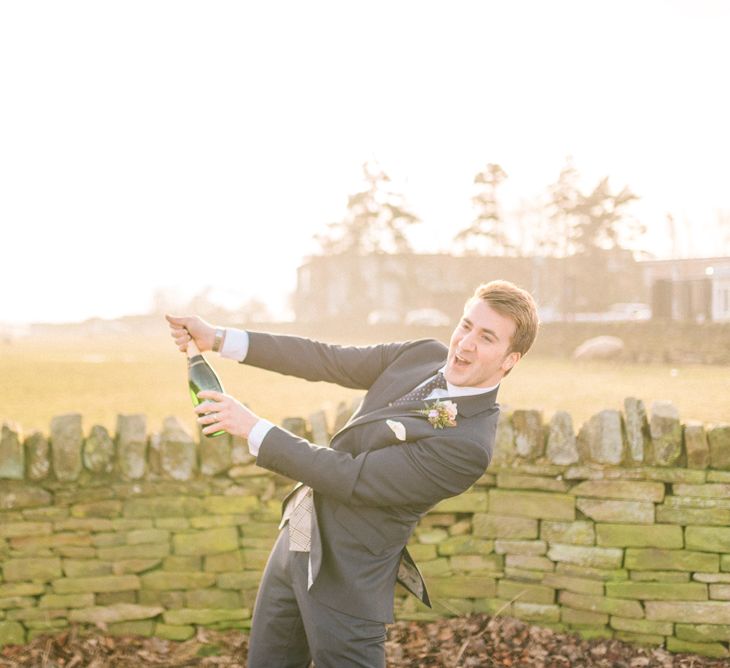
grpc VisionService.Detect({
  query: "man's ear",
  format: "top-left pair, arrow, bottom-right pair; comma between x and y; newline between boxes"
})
502,351 -> 521,373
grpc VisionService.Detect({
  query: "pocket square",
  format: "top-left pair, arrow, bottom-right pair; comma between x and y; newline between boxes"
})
386,419 -> 407,441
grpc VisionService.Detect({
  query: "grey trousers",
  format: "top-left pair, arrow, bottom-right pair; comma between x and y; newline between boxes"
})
247,529 -> 387,668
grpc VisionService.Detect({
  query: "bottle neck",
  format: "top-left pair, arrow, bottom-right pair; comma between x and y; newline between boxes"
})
186,339 -> 201,359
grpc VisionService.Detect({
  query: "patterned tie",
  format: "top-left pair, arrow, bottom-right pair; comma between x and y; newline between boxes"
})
288,487 -> 313,552
391,372 -> 448,407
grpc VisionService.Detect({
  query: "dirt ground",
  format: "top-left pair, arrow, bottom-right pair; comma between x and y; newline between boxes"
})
1,614 -> 727,667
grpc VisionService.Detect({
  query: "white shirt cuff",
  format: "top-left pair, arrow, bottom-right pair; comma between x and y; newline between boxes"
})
247,419 -> 275,457
220,328 -> 249,362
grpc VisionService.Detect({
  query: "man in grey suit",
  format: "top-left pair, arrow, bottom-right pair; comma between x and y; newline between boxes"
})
166,279 -> 539,667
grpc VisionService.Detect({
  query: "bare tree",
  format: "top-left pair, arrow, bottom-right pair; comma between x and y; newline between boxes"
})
314,161 -> 420,255
666,213 -> 679,259
311,161 -> 421,322
540,157 -> 581,257
570,177 -> 642,255
512,197 -> 545,257
454,163 -> 513,255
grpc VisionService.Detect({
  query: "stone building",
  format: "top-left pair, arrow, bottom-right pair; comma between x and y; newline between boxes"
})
641,256 -> 730,322
293,250 -> 644,324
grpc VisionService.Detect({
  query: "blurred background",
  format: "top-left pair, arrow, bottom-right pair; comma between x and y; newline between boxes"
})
1,0 -> 728,435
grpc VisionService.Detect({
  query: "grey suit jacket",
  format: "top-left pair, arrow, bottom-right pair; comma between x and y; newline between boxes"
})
246,331 -> 500,622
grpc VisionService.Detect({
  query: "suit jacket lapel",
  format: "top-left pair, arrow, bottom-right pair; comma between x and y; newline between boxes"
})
370,358 -> 444,412
447,386 -> 499,417
331,380 -> 499,444
330,359 -> 443,441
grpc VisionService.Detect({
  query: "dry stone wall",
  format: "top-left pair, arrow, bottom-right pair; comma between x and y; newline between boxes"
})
1,399 -> 730,658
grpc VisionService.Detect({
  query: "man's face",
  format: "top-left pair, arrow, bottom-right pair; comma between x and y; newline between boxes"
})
444,298 -> 521,388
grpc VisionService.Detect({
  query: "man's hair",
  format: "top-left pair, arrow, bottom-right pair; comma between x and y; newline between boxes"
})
471,280 -> 540,356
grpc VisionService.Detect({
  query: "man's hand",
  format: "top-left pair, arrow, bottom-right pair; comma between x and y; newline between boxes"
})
166,314 -> 216,352
196,390 -> 260,438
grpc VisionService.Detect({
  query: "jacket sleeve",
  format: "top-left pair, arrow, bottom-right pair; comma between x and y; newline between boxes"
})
243,331 -> 411,390
255,425 -> 490,508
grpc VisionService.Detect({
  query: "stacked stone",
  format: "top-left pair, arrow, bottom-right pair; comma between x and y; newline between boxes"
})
3,397 -> 730,658
0,413 -> 294,647
394,400 -> 730,659
0,414 -> 258,485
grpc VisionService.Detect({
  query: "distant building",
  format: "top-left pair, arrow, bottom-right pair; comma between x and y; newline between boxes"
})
294,250 -> 644,323
641,256 -> 730,322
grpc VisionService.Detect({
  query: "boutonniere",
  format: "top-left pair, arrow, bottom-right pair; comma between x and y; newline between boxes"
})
419,399 -> 458,429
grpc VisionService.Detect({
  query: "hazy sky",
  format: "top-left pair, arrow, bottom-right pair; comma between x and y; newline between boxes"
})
2,0 -> 729,324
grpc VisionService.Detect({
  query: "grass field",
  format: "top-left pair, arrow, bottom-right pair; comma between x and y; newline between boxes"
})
3,328 -> 729,437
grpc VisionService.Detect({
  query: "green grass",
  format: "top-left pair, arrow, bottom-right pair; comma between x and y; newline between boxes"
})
3,331 -> 729,437
500,355 -> 730,427
2,334 -> 364,436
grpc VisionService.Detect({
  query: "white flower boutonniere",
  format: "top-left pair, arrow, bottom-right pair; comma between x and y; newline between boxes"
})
419,399 -> 458,429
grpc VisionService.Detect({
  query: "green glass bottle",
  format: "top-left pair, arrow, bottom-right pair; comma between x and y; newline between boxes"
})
187,339 -> 226,438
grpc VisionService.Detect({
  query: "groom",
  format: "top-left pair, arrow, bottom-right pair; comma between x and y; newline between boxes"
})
166,279 -> 539,668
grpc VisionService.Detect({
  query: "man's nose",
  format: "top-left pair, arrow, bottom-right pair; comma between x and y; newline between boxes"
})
460,330 -> 477,350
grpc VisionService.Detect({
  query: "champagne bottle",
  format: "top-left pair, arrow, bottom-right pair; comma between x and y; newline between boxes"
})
187,339 -> 226,438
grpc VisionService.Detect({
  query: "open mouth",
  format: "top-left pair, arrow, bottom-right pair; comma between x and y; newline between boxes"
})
453,352 -> 470,368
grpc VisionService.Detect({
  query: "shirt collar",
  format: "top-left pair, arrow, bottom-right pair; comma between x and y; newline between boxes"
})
438,365 -> 500,397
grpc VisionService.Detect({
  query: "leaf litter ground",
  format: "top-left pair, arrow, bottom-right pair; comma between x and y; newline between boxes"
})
1,614 -> 727,667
